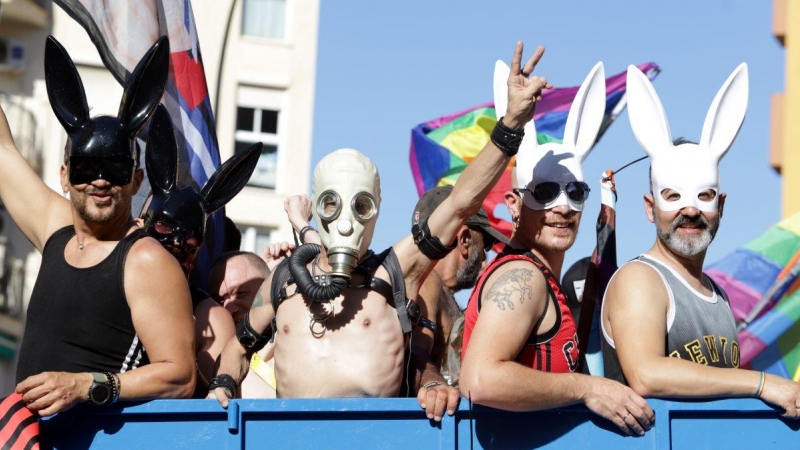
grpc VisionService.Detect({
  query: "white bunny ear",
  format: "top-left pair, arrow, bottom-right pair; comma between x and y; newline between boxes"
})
493,60 -> 510,119
626,64 -> 673,159
700,63 -> 748,162
563,62 -> 606,160
514,120 -> 539,189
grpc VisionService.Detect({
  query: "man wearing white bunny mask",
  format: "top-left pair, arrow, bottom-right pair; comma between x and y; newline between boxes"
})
601,64 -> 800,419
460,61 -> 655,437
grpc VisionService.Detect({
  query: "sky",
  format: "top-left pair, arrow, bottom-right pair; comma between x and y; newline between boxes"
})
310,0 -> 784,283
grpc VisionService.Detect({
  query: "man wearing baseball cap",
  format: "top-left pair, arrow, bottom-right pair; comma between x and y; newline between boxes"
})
410,185 -> 507,421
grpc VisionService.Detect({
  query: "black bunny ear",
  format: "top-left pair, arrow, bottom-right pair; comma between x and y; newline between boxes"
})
201,143 -> 263,215
45,36 -> 90,134
119,36 -> 170,136
145,105 -> 178,194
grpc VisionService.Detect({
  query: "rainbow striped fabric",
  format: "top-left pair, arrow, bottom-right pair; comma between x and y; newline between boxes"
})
707,213 -> 800,379
409,63 -> 660,236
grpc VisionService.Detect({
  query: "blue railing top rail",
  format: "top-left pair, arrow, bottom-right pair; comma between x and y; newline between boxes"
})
39,397 -> 800,449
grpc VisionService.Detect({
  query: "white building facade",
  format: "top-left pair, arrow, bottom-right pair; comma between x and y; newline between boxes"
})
0,0 -> 318,393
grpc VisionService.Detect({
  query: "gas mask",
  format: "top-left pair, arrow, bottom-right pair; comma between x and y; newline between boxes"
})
310,149 -> 380,280
627,63 -> 748,212
494,61 -> 607,212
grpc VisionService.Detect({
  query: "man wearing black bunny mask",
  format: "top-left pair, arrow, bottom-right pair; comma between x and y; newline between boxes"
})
1,36 -> 196,417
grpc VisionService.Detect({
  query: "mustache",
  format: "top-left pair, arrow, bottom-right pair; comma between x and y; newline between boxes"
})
85,187 -> 114,195
670,214 -> 709,231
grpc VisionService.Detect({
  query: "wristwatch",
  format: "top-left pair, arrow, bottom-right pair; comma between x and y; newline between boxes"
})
88,372 -> 112,405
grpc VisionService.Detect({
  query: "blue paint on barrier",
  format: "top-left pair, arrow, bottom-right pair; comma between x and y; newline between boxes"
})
39,397 -> 800,449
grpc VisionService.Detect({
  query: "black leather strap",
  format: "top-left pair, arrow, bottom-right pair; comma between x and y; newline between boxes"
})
236,311 -> 270,350
412,220 -> 456,260
491,116 -> 525,157
208,374 -> 237,398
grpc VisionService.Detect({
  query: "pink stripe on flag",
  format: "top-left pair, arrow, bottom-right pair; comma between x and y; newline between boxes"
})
706,269 -> 762,321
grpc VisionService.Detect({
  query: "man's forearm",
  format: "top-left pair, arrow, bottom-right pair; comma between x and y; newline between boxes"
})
461,360 -> 588,412
625,357 -> 761,398
117,361 -> 195,400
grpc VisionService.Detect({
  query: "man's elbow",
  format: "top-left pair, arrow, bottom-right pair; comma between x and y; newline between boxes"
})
171,363 -> 197,399
459,366 -> 492,405
625,370 -> 658,398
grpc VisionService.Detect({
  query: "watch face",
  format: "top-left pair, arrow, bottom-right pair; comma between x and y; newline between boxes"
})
90,383 -> 111,405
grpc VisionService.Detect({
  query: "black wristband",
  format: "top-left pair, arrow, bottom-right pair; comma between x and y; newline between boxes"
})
490,116 -> 525,157
208,374 -> 238,398
299,225 -> 314,244
411,220 -> 456,260
236,311 -> 270,350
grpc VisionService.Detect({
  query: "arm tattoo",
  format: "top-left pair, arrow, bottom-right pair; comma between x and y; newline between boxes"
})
485,268 -> 533,310
252,290 -> 265,308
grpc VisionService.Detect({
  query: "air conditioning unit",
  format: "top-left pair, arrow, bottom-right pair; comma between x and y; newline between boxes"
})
0,38 -> 25,72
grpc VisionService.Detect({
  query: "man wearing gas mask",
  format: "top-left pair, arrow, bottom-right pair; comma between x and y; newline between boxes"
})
602,65 -> 800,418
209,42 -> 550,420
460,61 -> 655,437
5,36 -> 196,416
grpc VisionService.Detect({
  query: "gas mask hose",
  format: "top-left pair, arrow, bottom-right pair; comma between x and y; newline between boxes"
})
288,243 -> 348,302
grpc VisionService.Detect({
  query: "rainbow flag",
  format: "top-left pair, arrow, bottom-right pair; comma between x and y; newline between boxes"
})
409,63 -> 660,236
707,213 -> 800,379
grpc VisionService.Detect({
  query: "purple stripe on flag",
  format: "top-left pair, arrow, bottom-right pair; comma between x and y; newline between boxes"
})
706,269 -> 762,321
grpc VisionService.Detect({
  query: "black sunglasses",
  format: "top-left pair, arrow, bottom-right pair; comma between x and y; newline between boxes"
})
152,220 -> 204,255
68,155 -> 135,186
519,181 -> 591,206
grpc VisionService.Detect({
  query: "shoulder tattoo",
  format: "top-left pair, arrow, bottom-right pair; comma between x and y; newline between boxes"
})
252,289 -> 265,309
485,268 -> 534,311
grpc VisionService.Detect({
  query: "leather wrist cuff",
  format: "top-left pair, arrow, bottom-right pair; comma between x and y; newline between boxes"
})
208,374 -> 237,398
412,220 -> 456,260
236,311 -> 270,350
299,225 -> 315,244
491,116 -> 525,157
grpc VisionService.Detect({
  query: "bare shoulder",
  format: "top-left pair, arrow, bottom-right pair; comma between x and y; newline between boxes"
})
481,259 -> 547,313
195,298 -> 235,335
605,259 -> 668,308
124,236 -> 187,294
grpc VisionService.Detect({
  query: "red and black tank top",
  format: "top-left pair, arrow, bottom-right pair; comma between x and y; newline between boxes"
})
462,247 -> 579,373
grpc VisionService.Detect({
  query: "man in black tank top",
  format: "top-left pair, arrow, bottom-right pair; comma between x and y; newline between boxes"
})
3,36 -> 197,417
602,67 -> 800,419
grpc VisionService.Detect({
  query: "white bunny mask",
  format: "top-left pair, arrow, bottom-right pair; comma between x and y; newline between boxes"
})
626,63 -> 749,212
495,61 -> 607,211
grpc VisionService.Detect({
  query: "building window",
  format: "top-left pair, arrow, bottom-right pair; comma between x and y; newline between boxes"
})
242,0 -> 286,40
241,226 -> 274,253
235,106 -> 279,189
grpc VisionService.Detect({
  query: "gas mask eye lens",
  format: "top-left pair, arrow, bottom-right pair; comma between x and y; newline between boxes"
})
317,191 -> 341,220
352,192 -> 376,221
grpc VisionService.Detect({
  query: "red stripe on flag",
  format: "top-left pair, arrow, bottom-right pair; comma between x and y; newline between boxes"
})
9,420 -> 39,450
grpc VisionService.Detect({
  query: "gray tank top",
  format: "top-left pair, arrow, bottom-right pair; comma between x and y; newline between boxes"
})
603,255 -> 739,384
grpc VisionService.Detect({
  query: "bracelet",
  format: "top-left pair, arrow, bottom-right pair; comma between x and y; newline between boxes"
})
299,225 -> 315,244
103,372 -> 117,404
755,371 -> 766,398
112,373 -> 121,403
209,374 -> 238,398
423,381 -> 445,389
490,116 -> 525,157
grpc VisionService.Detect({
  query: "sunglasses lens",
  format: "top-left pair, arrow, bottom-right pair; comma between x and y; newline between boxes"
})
532,182 -> 561,205
69,157 -> 102,185
566,182 -> 590,203
103,160 -> 134,185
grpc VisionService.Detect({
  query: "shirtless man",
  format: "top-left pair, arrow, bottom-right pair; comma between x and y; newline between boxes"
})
210,42 -> 551,419
9,36 -> 195,415
601,64 -> 800,418
460,61 -> 654,436
410,185 -> 507,419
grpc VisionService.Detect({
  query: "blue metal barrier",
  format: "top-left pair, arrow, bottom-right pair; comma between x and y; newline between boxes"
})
39,397 -> 800,449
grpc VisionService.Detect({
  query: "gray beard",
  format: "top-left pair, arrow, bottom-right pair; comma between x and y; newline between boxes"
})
655,210 -> 718,257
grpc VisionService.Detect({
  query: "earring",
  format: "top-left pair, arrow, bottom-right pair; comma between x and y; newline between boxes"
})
62,190 -> 68,197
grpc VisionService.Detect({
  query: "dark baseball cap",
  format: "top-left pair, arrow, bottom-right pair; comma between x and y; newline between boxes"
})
411,185 -> 508,251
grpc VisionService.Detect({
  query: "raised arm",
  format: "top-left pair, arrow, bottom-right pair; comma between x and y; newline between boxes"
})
460,261 -> 653,436
395,42 -> 551,294
606,262 -> 800,418
0,104 -> 71,250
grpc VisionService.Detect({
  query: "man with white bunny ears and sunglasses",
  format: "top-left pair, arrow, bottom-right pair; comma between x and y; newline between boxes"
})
601,64 -> 800,419
460,61 -> 655,437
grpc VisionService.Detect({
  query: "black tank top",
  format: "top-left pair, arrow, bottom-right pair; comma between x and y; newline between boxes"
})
16,226 -> 149,382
